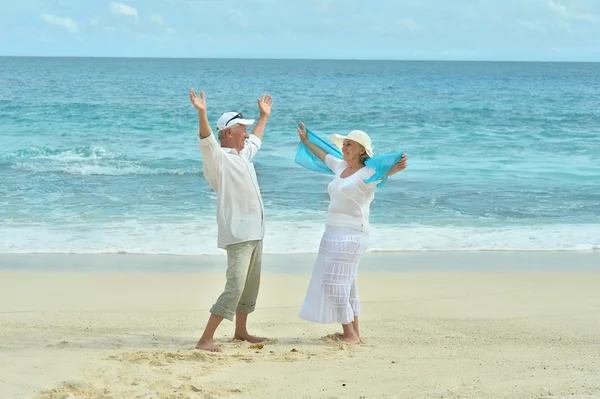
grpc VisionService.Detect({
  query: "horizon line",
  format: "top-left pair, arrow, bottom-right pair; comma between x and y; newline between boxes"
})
1,55 -> 599,63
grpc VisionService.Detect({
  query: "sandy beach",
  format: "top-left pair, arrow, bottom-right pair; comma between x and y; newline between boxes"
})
1,252 -> 600,399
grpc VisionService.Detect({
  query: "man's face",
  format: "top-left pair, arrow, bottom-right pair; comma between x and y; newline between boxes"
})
228,123 -> 249,149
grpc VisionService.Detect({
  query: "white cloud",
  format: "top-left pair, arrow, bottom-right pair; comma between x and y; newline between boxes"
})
551,45 -> 600,54
548,0 -> 568,18
149,14 -> 166,26
440,49 -> 473,57
41,0 -> 71,9
148,14 -> 175,35
316,0 -> 335,14
399,18 -> 423,32
109,2 -> 139,19
374,18 -> 424,35
460,5 -> 479,20
28,28 -> 58,43
518,20 -> 547,33
547,0 -> 600,22
555,19 -> 575,34
41,13 -> 79,33
230,10 -> 250,28
413,48 -> 475,59
194,33 -> 214,41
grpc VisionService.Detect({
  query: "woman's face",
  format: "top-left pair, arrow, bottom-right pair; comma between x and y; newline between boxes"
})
341,139 -> 366,161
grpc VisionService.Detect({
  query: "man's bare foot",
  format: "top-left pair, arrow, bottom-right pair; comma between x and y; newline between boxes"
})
233,334 -> 268,343
340,335 -> 361,344
195,339 -> 222,352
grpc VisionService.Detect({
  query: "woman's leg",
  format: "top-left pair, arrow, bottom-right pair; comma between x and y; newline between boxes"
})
301,226 -> 366,343
341,321 -> 360,344
298,236 -> 328,322
337,250 -> 363,345
349,278 -> 360,339
338,316 -> 360,341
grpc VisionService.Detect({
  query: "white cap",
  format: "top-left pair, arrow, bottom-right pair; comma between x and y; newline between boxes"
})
331,130 -> 374,157
216,112 -> 255,131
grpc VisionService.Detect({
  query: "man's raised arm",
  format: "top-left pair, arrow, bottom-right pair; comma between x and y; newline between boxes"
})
190,89 -> 211,139
190,89 -> 221,187
250,94 -> 273,141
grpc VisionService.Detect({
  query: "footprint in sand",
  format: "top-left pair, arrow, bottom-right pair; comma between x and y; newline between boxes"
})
107,349 -> 222,366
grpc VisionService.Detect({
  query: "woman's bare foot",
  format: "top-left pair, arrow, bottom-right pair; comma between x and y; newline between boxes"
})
234,333 -> 268,343
340,321 -> 361,344
195,339 -> 222,352
333,331 -> 363,342
340,335 -> 361,344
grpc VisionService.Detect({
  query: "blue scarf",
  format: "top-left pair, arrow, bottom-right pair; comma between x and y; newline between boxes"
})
294,127 -> 404,188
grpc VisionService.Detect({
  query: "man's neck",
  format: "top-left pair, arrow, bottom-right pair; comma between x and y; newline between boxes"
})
220,142 -> 242,153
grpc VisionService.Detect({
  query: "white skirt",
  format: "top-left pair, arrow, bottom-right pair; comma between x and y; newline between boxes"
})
299,225 -> 369,325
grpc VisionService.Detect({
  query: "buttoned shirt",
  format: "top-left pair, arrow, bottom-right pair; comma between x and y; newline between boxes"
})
198,132 -> 265,249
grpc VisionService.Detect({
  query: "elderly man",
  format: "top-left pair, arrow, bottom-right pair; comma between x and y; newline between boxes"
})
189,88 -> 273,352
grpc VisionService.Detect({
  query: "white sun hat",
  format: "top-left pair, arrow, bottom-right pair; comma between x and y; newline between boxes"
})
216,112 -> 255,131
331,130 -> 374,157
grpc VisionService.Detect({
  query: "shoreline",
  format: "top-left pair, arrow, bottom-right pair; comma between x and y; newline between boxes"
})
1,247 -> 599,255
1,251 -> 599,274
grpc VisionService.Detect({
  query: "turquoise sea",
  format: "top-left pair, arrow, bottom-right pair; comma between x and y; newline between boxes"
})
1,57 -> 599,255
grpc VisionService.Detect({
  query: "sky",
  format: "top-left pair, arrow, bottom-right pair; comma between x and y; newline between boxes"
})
1,0 -> 599,61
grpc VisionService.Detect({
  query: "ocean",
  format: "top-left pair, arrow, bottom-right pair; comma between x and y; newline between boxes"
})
1,57 -> 599,255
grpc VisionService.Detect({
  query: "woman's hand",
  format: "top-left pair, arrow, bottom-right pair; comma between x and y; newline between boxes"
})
394,154 -> 408,172
385,154 -> 408,177
296,122 -> 327,162
297,122 -> 308,143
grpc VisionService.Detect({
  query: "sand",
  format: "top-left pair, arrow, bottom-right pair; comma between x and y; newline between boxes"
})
1,252 -> 600,399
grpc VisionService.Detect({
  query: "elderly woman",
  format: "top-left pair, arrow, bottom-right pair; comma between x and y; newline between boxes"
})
296,122 -> 407,344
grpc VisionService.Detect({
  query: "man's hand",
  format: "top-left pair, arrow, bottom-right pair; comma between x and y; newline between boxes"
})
257,94 -> 273,117
190,89 -> 211,139
190,89 -> 207,113
251,94 -> 273,140
297,122 -> 308,143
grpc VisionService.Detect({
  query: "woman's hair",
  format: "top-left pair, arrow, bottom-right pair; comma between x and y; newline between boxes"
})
357,142 -> 370,163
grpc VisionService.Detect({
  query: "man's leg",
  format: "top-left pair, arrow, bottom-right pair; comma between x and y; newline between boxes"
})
234,312 -> 266,343
195,314 -> 224,352
195,241 -> 256,351
233,240 -> 266,343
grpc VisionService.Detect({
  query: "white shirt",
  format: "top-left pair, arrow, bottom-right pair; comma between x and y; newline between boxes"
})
198,132 -> 265,249
324,154 -> 378,234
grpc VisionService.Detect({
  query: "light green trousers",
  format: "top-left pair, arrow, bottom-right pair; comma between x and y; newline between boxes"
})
210,240 -> 263,321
